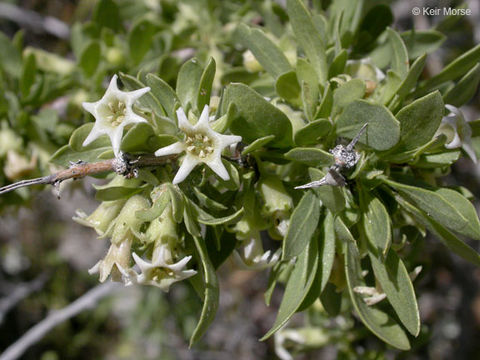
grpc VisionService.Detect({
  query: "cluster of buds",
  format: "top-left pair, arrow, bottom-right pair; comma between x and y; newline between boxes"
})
78,195 -> 196,291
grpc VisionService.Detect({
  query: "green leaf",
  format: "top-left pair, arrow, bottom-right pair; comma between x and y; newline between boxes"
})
361,192 -> 391,256
275,71 -> 301,105
261,237 -> 319,340
197,57 -> 216,111
119,73 -> 164,118
396,91 -> 444,151
328,49 -> 347,78
401,30 -> 446,59
183,198 -> 201,237
336,100 -> 400,151
284,147 -> 334,167
387,28 -> 409,79
241,135 -> 275,155
297,58 -> 319,121
287,0 -> 327,83
193,187 -> 227,212
415,150 -> 460,168
319,210 -> 336,291
0,32 -> 22,77
128,19 -> 157,64
236,23 -> 292,78
197,208 -> 244,226
316,82 -> 333,118
50,123 -> 111,165
332,79 -> 366,115
20,53 -> 37,98
386,180 -> 480,241
354,4 -> 393,52
308,168 -> 345,214
135,190 -> 169,222
166,184 -> 184,223
94,184 -> 146,201
176,58 -> 203,112
368,248 -> 420,336
190,236 -> 219,346
395,194 -> 480,266
380,70 -> 402,106
443,63 -> 480,107
345,241 -> 410,350
222,83 -> 293,147
145,73 -> 179,119
282,191 -> 320,260
396,53 -> 427,99
121,122 -> 177,153
93,0 -> 121,31
420,44 -> 480,92
294,118 -> 332,146
79,41 -> 101,77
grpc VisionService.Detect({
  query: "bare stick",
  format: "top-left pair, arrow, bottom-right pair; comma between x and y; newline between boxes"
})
0,3 -> 70,39
0,282 -> 121,360
0,154 -> 174,196
0,273 -> 49,325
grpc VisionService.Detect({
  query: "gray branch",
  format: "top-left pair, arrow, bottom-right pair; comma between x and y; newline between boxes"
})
0,282 -> 121,360
0,3 -> 70,39
0,273 -> 49,325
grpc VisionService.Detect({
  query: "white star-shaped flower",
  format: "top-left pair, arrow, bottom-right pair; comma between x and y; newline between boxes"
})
127,244 -> 197,291
435,104 -> 477,163
82,74 -> 150,157
155,105 -> 242,184
88,239 -> 131,283
234,231 -> 280,270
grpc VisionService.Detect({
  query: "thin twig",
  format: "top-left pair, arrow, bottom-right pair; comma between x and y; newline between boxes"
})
0,273 -> 49,325
0,3 -> 70,39
0,154 -> 174,196
0,282 -> 121,360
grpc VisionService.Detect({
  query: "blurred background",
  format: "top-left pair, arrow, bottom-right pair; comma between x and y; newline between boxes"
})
0,0 -> 480,359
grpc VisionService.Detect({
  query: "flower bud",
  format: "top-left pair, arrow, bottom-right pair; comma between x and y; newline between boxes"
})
3,150 -> 37,180
243,50 -> 263,73
0,127 -> 22,157
89,237 -> 132,282
106,47 -> 125,66
110,195 -> 150,244
74,199 -> 126,235
258,176 -> 293,216
143,205 -> 178,247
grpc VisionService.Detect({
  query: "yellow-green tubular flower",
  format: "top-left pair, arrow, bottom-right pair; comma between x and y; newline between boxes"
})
258,177 -> 293,239
89,238 -> 132,283
0,126 -> 22,157
275,326 -> 331,360
74,199 -> 126,236
3,150 -> 37,181
243,50 -> 263,73
128,242 -> 197,291
234,231 -> 280,270
435,104 -> 477,163
142,204 -> 178,246
88,195 -> 149,284
108,195 -> 150,244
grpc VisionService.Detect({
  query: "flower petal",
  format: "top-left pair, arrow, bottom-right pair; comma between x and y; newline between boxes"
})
173,155 -> 199,184
206,157 -> 229,180
196,105 -> 210,127
82,125 -> 106,147
155,142 -> 185,157
176,107 -> 191,130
